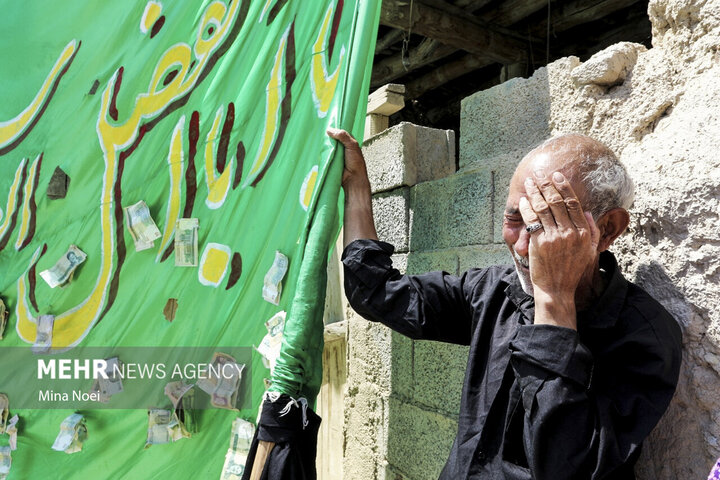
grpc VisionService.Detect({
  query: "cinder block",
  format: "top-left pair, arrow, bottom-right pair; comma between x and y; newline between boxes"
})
460,74 -> 550,168
412,340 -> 469,417
386,398 -> 458,480
347,311 -> 414,399
363,122 -> 455,194
344,383 -> 388,451
347,316 -> 394,392
382,464 -> 412,480
390,332 -> 414,401
456,148 -> 527,244
373,187 -> 411,252
410,169 -> 493,251
406,249 -> 458,275
390,253 -> 408,274
414,125 -> 456,183
344,419 -> 385,480
456,244 -> 511,273
459,57 -> 580,168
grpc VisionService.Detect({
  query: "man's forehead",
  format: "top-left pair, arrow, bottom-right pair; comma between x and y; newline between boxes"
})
505,149 -> 588,209
517,150 -> 569,174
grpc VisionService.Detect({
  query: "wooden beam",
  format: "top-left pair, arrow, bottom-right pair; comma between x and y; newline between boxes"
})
419,0 -> 532,42
372,0 -> 539,88
453,0 -> 495,12
375,29 -> 404,54
537,0 -> 644,34
380,0 -> 527,63
406,54 -> 486,98
371,37 -> 456,87
482,0 -> 548,25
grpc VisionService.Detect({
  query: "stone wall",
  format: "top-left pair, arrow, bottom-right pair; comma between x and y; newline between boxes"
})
343,0 -> 720,477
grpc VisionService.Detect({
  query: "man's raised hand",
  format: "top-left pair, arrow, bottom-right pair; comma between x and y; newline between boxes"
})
518,170 -> 600,329
326,128 -> 367,189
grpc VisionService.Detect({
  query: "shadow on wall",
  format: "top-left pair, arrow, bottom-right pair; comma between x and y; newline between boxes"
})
634,261 -> 692,328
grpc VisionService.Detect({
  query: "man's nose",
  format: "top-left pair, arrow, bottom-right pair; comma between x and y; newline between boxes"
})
514,228 -> 530,257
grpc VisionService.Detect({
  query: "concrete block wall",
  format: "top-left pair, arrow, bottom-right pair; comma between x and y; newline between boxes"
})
344,122 -> 520,479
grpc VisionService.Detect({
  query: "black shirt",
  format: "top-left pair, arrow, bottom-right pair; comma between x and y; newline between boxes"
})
342,239 -> 682,480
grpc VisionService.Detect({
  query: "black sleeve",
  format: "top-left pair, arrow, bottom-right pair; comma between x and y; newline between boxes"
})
341,239 -> 477,345
508,312 -> 682,479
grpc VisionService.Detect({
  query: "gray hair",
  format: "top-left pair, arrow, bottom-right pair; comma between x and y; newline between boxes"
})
535,134 -> 635,218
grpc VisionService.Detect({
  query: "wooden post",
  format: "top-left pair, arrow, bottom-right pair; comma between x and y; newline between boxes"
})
364,84 -> 405,139
249,441 -> 276,480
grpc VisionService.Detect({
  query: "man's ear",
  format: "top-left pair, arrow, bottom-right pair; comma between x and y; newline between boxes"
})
595,208 -> 630,252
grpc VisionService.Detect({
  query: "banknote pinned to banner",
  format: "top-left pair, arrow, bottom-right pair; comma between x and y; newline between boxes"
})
145,407 -> 191,448
124,200 -> 162,252
31,315 -> 54,354
163,298 -> 178,322
262,251 -> 289,305
0,445 -> 11,480
164,381 -> 196,435
5,416 -> 18,451
220,418 -> 255,480
0,394 -> 8,435
256,311 -> 285,374
52,413 -> 87,454
175,219 -> 199,267
197,353 -> 244,410
0,299 -> 7,340
39,245 -> 87,288
90,357 -> 123,403
46,166 -> 69,199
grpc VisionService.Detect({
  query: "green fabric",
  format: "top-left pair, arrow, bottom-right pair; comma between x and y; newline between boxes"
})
0,0 -> 380,477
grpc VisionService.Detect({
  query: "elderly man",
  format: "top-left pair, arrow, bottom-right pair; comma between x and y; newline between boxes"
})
327,128 -> 682,480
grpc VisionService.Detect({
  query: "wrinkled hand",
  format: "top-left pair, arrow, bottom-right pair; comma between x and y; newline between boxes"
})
326,128 -> 367,188
327,128 -> 378,246
519,171 -> 600,327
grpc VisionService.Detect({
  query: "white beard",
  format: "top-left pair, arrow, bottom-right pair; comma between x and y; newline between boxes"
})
511,250 -> 534,296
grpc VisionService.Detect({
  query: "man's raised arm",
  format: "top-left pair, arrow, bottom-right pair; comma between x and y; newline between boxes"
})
327,128 -> 476,345
326,128 -> 378,247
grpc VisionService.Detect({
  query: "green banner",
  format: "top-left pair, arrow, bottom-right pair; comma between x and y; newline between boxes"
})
0,0 -> 379,477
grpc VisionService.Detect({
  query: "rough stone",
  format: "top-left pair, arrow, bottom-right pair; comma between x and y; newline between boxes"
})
410,169 -> 493,251
363,122 -> 456,194
571,42 -> 646,86
610,64 -> 720,479
373,187 -> 411,252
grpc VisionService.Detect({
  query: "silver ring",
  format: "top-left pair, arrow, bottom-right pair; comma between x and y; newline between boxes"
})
525,223 -> 544,233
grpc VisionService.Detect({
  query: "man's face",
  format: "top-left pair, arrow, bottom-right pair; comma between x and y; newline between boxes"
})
501,152 -> 587,295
